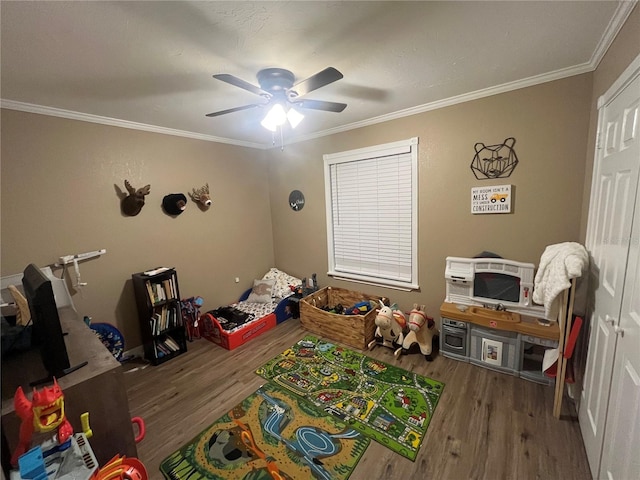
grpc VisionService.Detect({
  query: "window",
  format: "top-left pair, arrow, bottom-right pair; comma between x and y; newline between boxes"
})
324,137 -> 418,290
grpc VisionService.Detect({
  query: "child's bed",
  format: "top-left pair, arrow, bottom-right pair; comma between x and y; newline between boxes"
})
200,268 -> 301,350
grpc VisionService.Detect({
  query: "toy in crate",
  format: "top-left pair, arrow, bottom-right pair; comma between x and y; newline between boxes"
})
200,306 -> 276,351
299,287 -> 389,350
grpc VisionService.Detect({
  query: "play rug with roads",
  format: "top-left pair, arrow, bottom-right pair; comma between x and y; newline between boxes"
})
159,382 -> 370,480
256,335 -> 444,461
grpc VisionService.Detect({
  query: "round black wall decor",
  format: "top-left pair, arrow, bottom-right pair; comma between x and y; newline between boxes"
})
289,190 -> 305,211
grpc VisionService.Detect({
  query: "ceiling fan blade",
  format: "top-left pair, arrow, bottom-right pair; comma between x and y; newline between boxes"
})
213,74 -> 270,97
205,104 -> 261,117
293,99 -> 347,113
292,67 -> 343,97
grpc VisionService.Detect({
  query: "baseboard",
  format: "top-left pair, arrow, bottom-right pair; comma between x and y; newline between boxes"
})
123,344 -> 144,360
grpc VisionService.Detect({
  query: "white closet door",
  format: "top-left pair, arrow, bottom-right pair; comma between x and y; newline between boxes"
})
597,72 -> 640,480
580,60 -> 640,478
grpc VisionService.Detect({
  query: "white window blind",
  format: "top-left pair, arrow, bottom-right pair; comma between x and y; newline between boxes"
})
324,138 -> 418,290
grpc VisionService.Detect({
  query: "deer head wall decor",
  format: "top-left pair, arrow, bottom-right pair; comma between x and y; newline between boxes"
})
189,183 -> 212,208
121,180 -> 151,216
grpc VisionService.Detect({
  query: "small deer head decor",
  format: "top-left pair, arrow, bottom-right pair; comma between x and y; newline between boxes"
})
189,183 -> 212,208
121,180 -> 151,216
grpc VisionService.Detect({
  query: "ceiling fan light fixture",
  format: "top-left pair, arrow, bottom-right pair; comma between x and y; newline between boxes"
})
261,103 -> 287,131
287,108 -> 304,129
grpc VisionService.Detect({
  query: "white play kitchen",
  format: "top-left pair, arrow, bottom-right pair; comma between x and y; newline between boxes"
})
439,256 -> 571,388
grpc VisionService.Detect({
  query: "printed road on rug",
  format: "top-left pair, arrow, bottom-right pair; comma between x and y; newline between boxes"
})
160,382 -> 370,480
256,334 -> 444,461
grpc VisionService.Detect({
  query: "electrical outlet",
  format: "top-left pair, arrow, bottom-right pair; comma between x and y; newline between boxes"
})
234,277 -> 240,283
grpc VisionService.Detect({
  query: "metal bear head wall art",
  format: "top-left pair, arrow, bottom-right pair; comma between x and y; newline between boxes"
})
470,137 -> 519,180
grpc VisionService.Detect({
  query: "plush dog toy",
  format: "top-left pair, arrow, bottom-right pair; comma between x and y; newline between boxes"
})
162,193 -> 187,216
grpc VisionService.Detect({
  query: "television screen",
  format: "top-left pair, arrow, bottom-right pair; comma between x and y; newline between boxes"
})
22,263 -> 86,385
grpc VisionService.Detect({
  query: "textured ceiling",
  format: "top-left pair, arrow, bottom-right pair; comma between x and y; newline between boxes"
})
0,1 -> 634,149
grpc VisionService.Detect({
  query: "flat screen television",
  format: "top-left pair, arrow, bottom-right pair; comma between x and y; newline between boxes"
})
22,263 -> 87,385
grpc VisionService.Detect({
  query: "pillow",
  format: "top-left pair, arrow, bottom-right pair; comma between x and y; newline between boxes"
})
262,268 -> 302,299
246,278 -> 275,303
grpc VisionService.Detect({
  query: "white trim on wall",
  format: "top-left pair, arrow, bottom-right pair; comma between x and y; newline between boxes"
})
324,137 -> 419,291
0,99 -> 267,150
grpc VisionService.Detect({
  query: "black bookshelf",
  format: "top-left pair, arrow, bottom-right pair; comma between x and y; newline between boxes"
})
131,267 -> 187,365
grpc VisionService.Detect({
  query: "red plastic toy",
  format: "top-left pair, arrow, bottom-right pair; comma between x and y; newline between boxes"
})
11,378 -> 73,467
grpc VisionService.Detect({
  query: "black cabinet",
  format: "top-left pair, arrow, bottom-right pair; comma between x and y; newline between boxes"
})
131,267 -> 186,365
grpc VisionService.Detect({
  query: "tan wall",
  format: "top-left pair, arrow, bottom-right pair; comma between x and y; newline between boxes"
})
2,7 -> 637,350
1,110 -> 274,347
269,74 -> 593,318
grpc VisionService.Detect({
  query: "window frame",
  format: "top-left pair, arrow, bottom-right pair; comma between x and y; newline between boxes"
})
323,137 -> 419,291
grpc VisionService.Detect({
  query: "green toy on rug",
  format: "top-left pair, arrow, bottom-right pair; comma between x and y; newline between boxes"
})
256,335 -> 445,461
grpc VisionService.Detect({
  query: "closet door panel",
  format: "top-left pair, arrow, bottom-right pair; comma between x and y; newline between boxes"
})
580,64 -> 640,479
599,84 -> 640,480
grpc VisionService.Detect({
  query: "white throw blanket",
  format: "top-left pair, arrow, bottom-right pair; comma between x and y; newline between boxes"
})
533,242 -> 588,320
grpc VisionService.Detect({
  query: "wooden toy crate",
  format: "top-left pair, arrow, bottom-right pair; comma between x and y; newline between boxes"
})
299,286 -> 388,350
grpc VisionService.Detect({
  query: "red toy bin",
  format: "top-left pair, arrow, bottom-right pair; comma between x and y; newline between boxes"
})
200,312 -> 276,350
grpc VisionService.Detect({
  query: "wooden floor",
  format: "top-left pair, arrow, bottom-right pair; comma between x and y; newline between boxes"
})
123,318 -> 591,480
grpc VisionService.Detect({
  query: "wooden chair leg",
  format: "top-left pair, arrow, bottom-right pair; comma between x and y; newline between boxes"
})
553,279 -> 576,419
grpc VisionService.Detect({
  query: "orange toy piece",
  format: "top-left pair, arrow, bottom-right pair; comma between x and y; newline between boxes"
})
10,378 -> 73,467
92,455 -> 148,480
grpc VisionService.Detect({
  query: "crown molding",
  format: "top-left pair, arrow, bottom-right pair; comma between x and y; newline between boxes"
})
286,61 -> 595,147
589,0 -> 638,70
279,1 -> 639,148
0,99 -> 267,150
3,1 -> 636,151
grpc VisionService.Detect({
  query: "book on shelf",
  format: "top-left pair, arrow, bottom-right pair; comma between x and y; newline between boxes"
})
167,306 -> 174,329
145,281 -> 155,304
155,342 -> 170,357
154,305 -> 182,333
156,283 -> 166,302
153,335 -> 181,358
162,279 -> 173,300
164,335 -> 180,351
143,266 -> 171,276
145,281 -> 163,305
173,305 -> 181,327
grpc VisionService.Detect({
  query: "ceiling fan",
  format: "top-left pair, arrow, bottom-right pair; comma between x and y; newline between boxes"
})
206,67 -> 347,131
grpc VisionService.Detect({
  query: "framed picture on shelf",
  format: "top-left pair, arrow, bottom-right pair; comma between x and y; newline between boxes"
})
482,337 -> 503,366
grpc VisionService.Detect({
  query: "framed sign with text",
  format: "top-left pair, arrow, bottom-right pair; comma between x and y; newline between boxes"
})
471,184 -> 512,214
